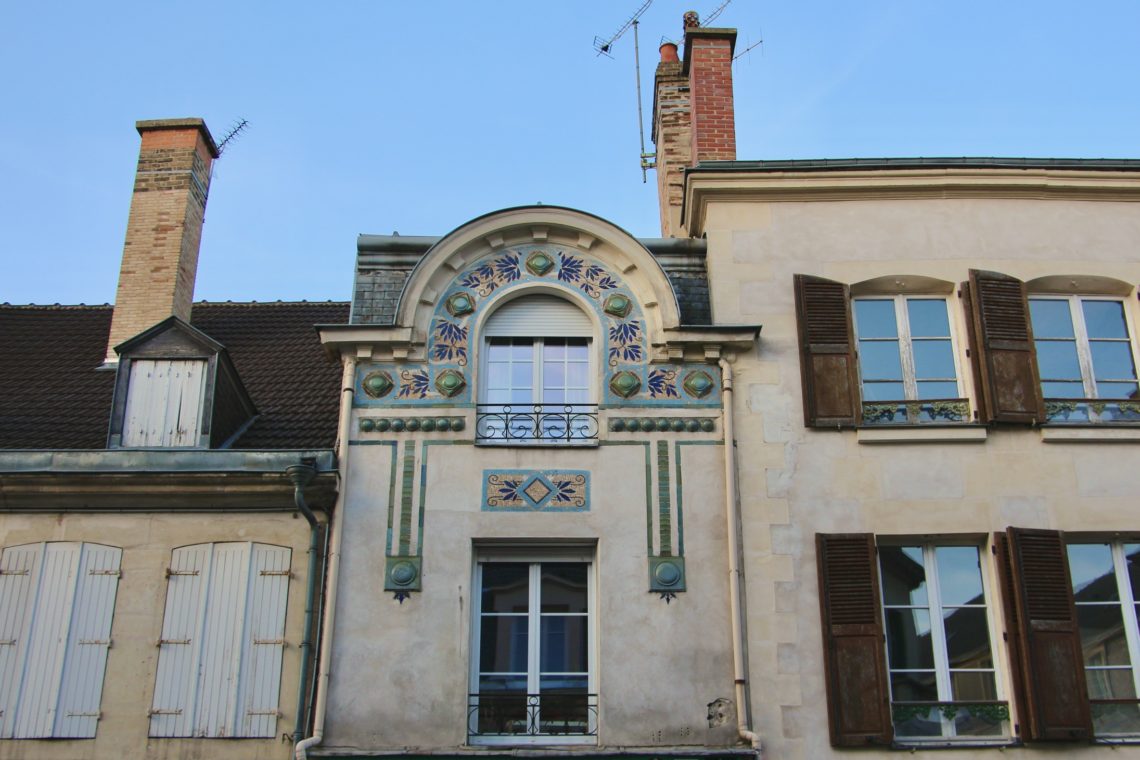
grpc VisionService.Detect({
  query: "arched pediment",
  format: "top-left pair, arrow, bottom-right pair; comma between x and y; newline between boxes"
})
395,206 -> 682,343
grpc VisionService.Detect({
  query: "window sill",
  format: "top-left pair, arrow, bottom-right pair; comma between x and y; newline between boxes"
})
892,738 -> 1017,751
1040,426 -> 1140,443
857,426 -> 988,445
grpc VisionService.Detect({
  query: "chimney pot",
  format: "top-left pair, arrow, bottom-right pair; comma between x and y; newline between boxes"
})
659,42 -> 679,63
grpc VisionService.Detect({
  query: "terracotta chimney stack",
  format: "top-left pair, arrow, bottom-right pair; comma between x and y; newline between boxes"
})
104,118 -> 219,364
652,15 -> 737,237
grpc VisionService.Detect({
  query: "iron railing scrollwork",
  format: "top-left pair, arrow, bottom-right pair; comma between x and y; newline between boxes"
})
475,404 -> 599,444
468,692 -> 598,737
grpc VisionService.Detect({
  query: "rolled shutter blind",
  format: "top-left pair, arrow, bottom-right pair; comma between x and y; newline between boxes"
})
484,295 -> 593,338
816,533 -> 893,746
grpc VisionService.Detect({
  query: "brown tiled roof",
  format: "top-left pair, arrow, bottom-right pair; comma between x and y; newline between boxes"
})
0,302 -> 349,451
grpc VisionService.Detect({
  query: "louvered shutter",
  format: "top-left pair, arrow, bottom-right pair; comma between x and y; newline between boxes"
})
484,295 -> 593,337
993,533 -> 1030,738
150,543 -> 212,738
794,275 -> 860,427
967,271 -> 1043,423
236,544 -> 291,738
1003,527 -> 1091,742
816,533 -> 892,746
0,544 -> 44,738
959,281 -> 988,422
53,544 -> 121,738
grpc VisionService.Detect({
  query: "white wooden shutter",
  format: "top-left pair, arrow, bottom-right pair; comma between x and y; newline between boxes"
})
0,543 -> 121,739
484,295 -> 593,337
53,544 -> 121,738
150,543 -> 212,738
150,543 -> 290,738
122,359 -> 207,447
237,544 -> 291,738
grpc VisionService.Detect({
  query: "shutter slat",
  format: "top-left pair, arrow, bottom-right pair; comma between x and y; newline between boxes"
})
968,270 -> 1043,423
795,275 -> 860,427
816,534 -> 892,746
1004,527 -> 1092,742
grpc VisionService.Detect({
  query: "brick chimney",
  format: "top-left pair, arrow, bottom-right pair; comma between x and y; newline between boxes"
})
104,118 -> 219,364
653,14 -> 737,237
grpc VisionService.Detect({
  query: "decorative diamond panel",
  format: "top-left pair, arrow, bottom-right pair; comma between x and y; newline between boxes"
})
483,470 -> 590,511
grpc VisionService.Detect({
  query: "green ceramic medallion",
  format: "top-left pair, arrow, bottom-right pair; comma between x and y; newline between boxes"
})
603,293 -> 633,318
434,369 -> 466,397
682,370 -> 715,399
610,371 -> 641,399
362,370 -> 394,398
525,250 -> 556,276
444,291 -> 475,317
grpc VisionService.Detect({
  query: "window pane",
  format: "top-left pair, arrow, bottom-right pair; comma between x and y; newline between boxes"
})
885,609 -> 934,669
1087,668 -> 1138,700
541,564 -> 587,613
511,340 -> 534,359
511,362 -> 533,388
566,340 -> 589,360
943,608 -> 993,669
482,564 -> 529,612
1090,342 -> 1138,381
1077,606 -> 1131,666
1098,382 -> 1140,400
880,546 -> 928,606
540,617 -> 588,673
950,670 -> 997,701
475,677 -> 528,735
538,677 -> 590,734
854,300 -> 898,338
480,617 -> 529,672
1042,381 -> 1085,398
487,362 -> 509,389
543,341 -> 565,360
889,671 -> 938,702
935,547 -> 985,606
544,362 -> 566,389
912,340 -> 956,380
487,340 -> 513,360
1126,544 -> 1140,600
907,299 -> 951,337
1069,544 -> 1118,602
1083,300 -> 1129,339
567,362 -> 588,388
859,341 -> 903,380
1035,341 -> 1082,380
915,381 -> 960,400
1092,701 -> 1140,735
1030,300 -> 1075,338
862,382 -> 906,401
953,703 -> 1005,737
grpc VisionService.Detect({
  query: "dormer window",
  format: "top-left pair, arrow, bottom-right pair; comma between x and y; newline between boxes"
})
476,295 -> 598,445
108,317 -> 256,449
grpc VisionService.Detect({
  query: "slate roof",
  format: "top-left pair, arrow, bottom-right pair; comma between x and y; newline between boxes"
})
0,301 -> 349,451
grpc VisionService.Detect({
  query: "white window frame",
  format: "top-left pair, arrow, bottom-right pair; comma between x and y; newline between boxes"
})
480,337 -> 594,408
1068,540 -> 1140,738
1030,295 -> 1140,400
878,542 -> 1008,743
852,295 -> 965,402
468,548 -> 597,746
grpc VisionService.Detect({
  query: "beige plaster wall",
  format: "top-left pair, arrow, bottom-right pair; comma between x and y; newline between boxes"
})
702,195 -> 1140,759
0,512 -> 314,760
323,431 -> 742,752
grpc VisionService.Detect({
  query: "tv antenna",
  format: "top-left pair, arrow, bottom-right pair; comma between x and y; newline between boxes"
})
593,2 -> 658,182
702,0 -> 733,26
216,118 -> 249,156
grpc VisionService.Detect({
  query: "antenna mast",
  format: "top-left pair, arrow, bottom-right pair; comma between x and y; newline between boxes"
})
633,20 -> 654,182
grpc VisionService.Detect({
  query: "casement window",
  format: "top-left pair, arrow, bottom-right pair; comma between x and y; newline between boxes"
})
878,544 -> 1006,740
1066,542 -> 1140,735
853,297 -> 968,424
0,542 -> 121,739
468,553 -> 596,744
1029,297 -> 1140,423
476,295 -> 598,444
150,542 -> 291,739
794,275 -> 969,427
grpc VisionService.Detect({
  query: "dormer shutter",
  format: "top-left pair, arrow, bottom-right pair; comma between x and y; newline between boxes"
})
483,295 -> 592,338
794,275 -> 860,427
966,270 -> 1043,423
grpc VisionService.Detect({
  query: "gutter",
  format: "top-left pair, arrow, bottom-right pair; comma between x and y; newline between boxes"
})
296,355 -> 357,760
719,359 -> 761,752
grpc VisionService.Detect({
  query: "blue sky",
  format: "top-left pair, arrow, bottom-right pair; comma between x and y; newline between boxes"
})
3,1 -> 1139,305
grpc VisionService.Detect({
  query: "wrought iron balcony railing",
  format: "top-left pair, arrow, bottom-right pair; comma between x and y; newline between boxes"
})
1043,398 -> 1140,424
467,692 -> 598,738
862,398 -> 970,425
475,404 -> 599,445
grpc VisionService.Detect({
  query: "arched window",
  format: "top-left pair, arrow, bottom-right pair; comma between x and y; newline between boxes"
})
477,295 -> 599,444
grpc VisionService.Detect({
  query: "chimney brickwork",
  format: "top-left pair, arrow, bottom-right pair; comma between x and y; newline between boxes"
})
105,118 -> 219,362
685,28 -> 737,165
653,22 -> 738,238
652,43 -> 692,238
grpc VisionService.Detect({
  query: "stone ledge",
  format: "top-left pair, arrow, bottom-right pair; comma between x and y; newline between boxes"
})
857,426 -> 988,445
1040,426 -> 1140,443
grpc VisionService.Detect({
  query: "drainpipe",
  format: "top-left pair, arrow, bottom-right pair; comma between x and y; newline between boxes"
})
719,358 -> 762,752
296,355 -> 356,760
285,461 -> 322,746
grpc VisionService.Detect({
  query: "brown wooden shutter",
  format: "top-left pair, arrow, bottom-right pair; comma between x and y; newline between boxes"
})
1002,527 -> 1092,742
966,270 -> 1043,423
959,281 -> 988,422
816,533 -> 892,746
993,533 -> 1030,737
794,275 -> 860,427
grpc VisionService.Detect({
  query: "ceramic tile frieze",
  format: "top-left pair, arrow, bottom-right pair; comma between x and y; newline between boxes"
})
482,470 -> 590,512
352,243 -> 722,407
